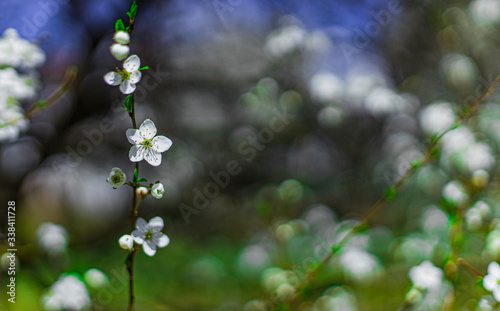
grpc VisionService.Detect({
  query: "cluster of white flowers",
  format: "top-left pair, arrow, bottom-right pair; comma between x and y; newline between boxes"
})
0,28 -> 45,68
0,28 -> 45,142
119,216 -> 170,256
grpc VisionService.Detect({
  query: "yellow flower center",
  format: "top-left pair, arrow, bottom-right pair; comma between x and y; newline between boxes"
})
142,139 -> 152,149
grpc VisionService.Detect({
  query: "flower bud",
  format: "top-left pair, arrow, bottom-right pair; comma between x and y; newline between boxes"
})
106,167 -> 126,188
110,43 -> 130,61
118,234 -> 134,250
151,183 -> 164,199
113,31 -> 130,44
136,186 -> 148,198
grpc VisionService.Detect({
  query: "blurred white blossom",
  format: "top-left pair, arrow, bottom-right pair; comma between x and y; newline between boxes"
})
308,72 -> 345,105
419,102 -> 455,135
41,274 -> 90,311
340,247 -> 381,281
37,223 -> 69,254
442,180 -> 468,206
0,28 -> 45,69
408,260 -> 443,290
84,268 -> 110,290
470,0 -> 500,25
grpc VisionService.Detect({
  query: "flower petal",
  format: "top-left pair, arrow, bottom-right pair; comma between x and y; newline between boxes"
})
157,233 -> 170,248
131,229 -> 145,244
119,80 -> 136,94
489,262 -> 500,277
484,274 -> 497,291
148,216 -> 164,232
123,55 -> 140,73
104,72 -> 122,86
129,70 -> 142,84
129,145 -> 145,162
143,241 -> 157,256
135,217 -> 148,231
152,136 -> 172,153
493,287 -> 500,302
126,129 -> 144,145
144,149 -> 161,166
139,119 -> 157,140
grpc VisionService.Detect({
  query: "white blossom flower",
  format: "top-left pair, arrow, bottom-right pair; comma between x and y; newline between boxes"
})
103,54 -> 142,94
84,269 -> 110,290
126,119 -> 172,166
118,234 -> 134,250
409,260 -> 443,290
113,31 -> 130,44
41,274 -> 91,311
0,95 -> 29,142
109,43 -> 130,61
36,223 -> 69,254
483,261 -> 500,301
131,216 -> 170,256
106,167 -> 126,188
0,28 -> 45,69
151,183 -> 164,199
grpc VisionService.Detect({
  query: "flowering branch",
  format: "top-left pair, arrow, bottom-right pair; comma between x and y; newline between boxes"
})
279,73 -> 500,308
104,3 -> 172,311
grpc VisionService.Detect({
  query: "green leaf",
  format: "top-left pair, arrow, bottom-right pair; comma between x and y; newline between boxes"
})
115,19 -> 125,32
124,94 -> 134,113
138,66 -> 149,71
137,178 -> 148,183
127,1 -> 138,20
133,167 -> 138,183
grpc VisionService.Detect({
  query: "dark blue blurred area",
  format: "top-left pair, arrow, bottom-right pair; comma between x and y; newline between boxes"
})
0,0 -> 396,73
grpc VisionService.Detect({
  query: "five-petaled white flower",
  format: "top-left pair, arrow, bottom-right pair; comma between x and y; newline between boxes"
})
106,167 -> 126,188
126,119 -> 172,166
118,234 -> 134,250
483,261 -> 500,301
408,260 -> 443,290
104,54 -> 142,94
151,183 -> 164,199
131,217 -> 170,256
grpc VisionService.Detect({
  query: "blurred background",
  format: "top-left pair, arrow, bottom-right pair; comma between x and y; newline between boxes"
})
2,0 -> 500,310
